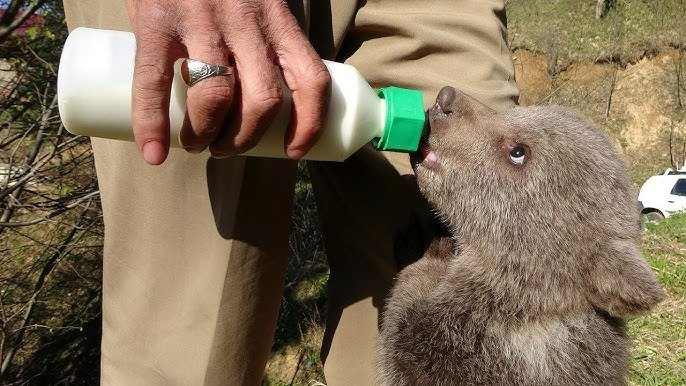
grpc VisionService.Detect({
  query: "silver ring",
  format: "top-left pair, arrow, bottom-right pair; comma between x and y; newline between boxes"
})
181,58 -> 233,87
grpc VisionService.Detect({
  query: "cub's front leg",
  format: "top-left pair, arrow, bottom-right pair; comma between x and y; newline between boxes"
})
379,239 -> 452,385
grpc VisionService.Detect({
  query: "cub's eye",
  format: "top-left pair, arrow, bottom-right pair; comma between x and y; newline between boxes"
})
508,145 -> 527,165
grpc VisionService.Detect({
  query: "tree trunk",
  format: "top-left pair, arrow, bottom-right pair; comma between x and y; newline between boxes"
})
596,0 -> 608,19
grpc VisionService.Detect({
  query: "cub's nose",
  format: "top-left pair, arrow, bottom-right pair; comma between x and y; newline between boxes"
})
436,86 -> 457,113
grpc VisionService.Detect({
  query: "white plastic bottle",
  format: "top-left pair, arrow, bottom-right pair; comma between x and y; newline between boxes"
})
57,27 -> 426,162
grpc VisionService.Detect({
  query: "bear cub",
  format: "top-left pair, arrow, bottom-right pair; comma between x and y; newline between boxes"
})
379,87 -> 665,386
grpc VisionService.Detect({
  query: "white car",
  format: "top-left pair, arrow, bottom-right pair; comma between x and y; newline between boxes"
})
638,169 -> 686,222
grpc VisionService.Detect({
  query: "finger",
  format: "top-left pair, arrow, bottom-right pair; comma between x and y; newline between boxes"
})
178,23 -> 235,153
266,2 -> 330,160
130,23 -> 181,165
209,11 -> 283,157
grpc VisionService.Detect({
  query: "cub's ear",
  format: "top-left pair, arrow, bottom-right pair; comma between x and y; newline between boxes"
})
587,239 -> 665,317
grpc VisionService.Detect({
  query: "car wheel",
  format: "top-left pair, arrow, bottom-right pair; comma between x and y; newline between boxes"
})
642,211 -> 665,224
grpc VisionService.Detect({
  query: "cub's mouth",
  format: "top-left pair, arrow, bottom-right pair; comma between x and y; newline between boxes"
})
411,104 -> 445,169
411,86 -> 461,169
412,136 -> 438,169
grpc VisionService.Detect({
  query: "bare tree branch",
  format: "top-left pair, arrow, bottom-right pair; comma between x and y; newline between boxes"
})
669,121 -> 677,170
676,49 -> 683,109
0,93 -> 59,237
0,0 -> 23,26
0,7 -> 103,378
605,68 -> 617,119
0,0 -> 48,43
0,200 -> 93,378
0,190 -> 100,227
25,42 -> 55,74
596,0 -> 607,19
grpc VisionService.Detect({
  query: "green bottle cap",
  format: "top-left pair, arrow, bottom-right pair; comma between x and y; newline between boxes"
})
372,86 -> 426,153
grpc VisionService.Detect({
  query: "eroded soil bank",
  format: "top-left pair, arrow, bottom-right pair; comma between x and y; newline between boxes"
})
513,47 -> 686,182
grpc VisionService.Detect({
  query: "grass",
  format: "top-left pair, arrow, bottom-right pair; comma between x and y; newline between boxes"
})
263,165 -> 327,386
629,213 -> 686,385
507,0 -> 686,68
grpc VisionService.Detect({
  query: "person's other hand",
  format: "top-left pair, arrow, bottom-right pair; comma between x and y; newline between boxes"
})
125,0 -> 331,164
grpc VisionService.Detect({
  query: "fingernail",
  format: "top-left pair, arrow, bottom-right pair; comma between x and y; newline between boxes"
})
183,146 -> 204,154
286,145 -> 306,160
210,152 -> 232,159
142,141 -> 166,165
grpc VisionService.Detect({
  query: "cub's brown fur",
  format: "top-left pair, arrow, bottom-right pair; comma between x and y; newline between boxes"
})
379,87 -> 664,386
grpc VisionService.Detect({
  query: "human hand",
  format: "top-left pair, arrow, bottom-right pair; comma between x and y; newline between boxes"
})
125,0 -> 331,164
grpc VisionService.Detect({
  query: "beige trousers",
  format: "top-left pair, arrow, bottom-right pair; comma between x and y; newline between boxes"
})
63,1 -> 518,384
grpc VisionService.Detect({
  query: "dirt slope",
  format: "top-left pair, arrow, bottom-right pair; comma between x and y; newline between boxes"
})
513,48 -> 686,183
